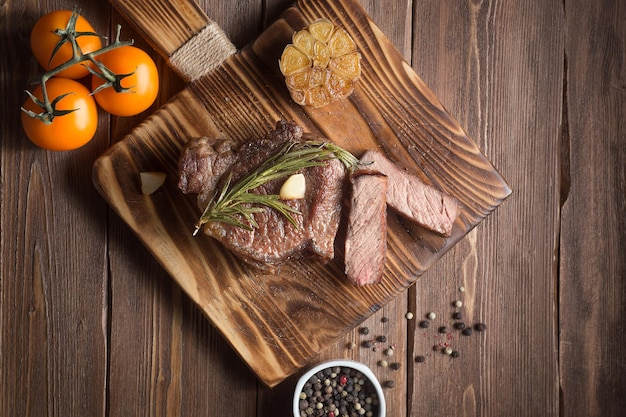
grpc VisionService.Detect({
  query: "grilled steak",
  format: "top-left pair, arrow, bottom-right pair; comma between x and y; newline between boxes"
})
178,137 -> 238,209
359,150 -> 459,236
344,171 -> 388,285
178,120 -> 347,272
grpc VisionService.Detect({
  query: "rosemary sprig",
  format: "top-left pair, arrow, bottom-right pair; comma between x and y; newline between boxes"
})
193,140 -> 359,235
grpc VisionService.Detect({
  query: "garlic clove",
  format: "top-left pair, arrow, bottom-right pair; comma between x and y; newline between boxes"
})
140,171 -> 166,195
279,173 -> 306,200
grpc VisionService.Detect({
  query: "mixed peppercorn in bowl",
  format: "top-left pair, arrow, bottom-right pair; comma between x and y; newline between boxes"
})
293,360 -> 386,417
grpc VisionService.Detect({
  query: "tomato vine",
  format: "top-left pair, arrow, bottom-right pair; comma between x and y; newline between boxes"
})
21,7 -> 134,125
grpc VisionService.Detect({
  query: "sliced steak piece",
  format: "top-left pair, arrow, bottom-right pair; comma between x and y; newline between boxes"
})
359,150 -> 459,236
344,171 -> 388,286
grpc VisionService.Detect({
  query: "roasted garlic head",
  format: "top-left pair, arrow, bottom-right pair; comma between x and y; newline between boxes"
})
279,19 -> 362,108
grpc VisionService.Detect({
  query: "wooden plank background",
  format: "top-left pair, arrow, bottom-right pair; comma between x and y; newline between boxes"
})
1,0 -> 624,416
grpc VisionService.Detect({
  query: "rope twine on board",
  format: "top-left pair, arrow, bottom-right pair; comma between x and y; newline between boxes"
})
169,21 -> 237,82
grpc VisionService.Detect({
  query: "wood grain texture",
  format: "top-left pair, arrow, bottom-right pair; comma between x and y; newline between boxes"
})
409,0 -> 564,416
4,0 -> 624,416
108,0 -> 209,57
559,0 -> 626,415
93,0 -> 510,387
0,1 -> 112,416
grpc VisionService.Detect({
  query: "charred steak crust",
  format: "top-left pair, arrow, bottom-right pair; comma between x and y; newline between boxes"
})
359,150 -> 459,236
344,171 -> 388,286
177,137 -> 238,209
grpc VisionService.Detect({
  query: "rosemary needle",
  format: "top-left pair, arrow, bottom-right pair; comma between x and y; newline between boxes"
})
193,140 -> 359,235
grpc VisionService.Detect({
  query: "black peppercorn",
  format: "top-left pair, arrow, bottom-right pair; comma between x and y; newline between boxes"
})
439,326 -> 449,334
390,362 -> 401,370
377,335 -> 387,343
415,355 -> 426,363
362,340 -> 373,348
452,312 -> 462,320
462,328 -> 473,336
419,320 -> 430,329
454,322 -> 466,330
474,323 -> 487,332
451,351 -> 460,358
360,327 -> 370,335
384,380 -> 395,388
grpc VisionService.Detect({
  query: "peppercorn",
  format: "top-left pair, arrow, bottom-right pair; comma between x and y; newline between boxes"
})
384,380 -> 395,388
390,362 -> 401,371
451,350 -> 460,358
453,300 -> 463,308
405,312 -> 414,320
427,312 -> 436,320
378,360 -> 388,368
475,323 -> 487,332
419,320 -> 430,329
384,347 -> 394,357
452,312 -> 462,320
439,326 -> 449,334
381,316 -> 389,323
377,335 -> 387,343
462,328 -> 473,336
359,327 -> 370,335
454,322 -> 466,330
443,346 -> 453,355
415,355 -> 426,363
362,340 -> 373,348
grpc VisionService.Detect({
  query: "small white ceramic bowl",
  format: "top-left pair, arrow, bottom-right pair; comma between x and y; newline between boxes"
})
293,359 -> 386,417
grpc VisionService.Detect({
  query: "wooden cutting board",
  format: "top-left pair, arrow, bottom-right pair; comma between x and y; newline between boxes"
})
94,0 -> 511,387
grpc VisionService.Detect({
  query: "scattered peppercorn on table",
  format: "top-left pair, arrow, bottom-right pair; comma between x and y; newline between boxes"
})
2,1 -> 625,417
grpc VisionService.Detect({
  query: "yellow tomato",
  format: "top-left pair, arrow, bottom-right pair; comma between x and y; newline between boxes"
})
30,10 -> 102,79
91,46 -> 159,116
21,78 -> 98,150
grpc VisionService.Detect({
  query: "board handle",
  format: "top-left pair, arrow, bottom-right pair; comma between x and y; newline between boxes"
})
109,0 -> 236,81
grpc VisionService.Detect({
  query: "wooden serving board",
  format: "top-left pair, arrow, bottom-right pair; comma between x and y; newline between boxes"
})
94,0 -> 511,387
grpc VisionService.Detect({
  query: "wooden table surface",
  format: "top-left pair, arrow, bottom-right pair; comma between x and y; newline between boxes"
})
1,0 -> 624,416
